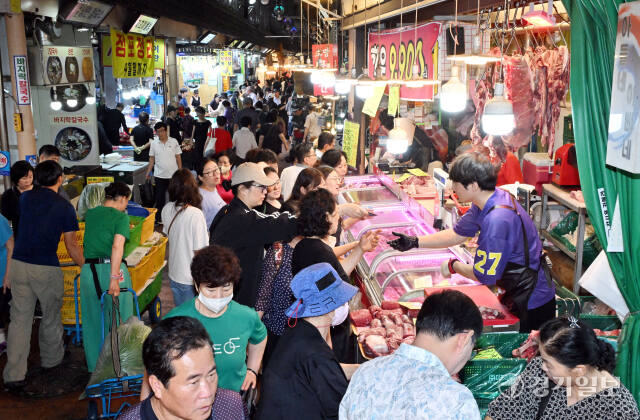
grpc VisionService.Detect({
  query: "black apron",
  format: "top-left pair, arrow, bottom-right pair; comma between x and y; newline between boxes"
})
486,195 -> 552,329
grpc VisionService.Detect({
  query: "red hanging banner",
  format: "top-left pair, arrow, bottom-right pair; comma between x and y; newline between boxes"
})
368,22 -> 441,101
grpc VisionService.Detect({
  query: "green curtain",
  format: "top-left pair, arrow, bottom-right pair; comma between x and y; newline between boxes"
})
564,0 -> 640,405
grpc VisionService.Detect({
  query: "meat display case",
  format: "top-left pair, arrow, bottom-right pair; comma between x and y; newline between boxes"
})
339,174 -> 402,205
341,174 -> 476,306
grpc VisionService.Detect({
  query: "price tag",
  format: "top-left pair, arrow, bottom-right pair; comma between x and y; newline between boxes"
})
13,113 -> 22,132
407,168 -> 429,177
413,275 -> 433,289
395,173 -> 412,183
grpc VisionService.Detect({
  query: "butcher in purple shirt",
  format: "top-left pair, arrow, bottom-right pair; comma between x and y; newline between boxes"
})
390,152 -> 555,332
118,316 -> 246,420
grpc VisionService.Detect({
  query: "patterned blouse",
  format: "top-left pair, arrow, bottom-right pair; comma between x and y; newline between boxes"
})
488,357 -> 640,420
340,343 -> 481,420
255,242 -> 294,336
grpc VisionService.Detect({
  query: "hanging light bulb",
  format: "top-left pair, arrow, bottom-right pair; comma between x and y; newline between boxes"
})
310,70 -> 323,84
249,0 -> 256,3
50,90 -> 62,111
261,0 -> 270,4
482,82 -> 515,135
66,98 -> 78,107
122,90 -> 132,100
320,71 -> 335,87
85,95 -> 96,105
355,82 -> 374,99
386,118 -> 411,154
334,79 -> 352,95
440,66 -> 467,113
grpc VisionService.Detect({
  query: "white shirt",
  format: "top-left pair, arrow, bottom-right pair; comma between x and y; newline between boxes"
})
161,203 -> 209,285
232,127 -> 257,159
272,96 -> 281,106
304,112 -> 322,139
149,137 -> 182,179
280,164 -> 306,201
200,187 -> 226,228
248,92 -> 258,106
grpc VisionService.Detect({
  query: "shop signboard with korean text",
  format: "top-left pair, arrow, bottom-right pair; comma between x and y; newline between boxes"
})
109,29 -> 154,78
0,151 -> 10,176
219,50 -> 233,76
312,44 -> 338,69
41,46 -> 94,86
312,44 -> 337,95
342,120 -> 360,167
367,23 -> 441,101
13,56 -> 30,105
606,1 -> 640,173
103,35 -> 164,70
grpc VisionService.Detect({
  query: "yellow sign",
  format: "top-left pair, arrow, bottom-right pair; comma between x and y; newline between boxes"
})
362,85 -> 386,117
10,0 -> 20,13
219,50 -> 233,76
103,36 -> 164,70
102,35 -> 112,66
109,29 -> 154,77
87,176 -> 115,184
342,120 -> 360,168
12,113 -> 22,132
153,39 -> 165,70
395,173 -> 412,183
407,168 -> 429,177
388,86 -> 400,116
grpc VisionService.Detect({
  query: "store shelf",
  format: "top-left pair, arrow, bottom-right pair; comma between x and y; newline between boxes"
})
539,184 -> 587,293
541,230 -> 576,260
542,184 -> 586,211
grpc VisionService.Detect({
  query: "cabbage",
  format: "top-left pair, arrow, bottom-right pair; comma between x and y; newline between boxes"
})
77,183 -> 109,220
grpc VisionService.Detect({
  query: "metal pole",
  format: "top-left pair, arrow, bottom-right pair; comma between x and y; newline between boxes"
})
0,51 -> 11,189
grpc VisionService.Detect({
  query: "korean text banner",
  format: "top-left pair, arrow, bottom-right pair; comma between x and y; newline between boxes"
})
368,23 -> 441,101
110,29 -> 154,78
312,44 -> 338,69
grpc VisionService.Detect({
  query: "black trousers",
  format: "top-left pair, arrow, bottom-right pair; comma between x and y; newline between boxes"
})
154,177 -> 171,221
519,297 -> 556,333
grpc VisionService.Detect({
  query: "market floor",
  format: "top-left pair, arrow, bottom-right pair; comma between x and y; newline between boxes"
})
0,270 -> 176,420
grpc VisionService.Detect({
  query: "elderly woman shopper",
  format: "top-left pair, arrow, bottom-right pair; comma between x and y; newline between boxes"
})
487,316 -> 640,420
292,189 -> 379,363
161,169 -> 209,306
1,160 -> 34,237
166,245 -> 267,393
210,162 -> 298,308
255,263 -> 357,420
80,182 -> 135,372
198,157 -> 226,229
321,150 -> 349,181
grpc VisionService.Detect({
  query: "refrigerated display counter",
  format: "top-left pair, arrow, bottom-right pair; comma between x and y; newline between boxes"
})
339,174 -> 403,205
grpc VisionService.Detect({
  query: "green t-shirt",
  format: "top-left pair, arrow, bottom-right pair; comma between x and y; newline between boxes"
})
165,299 -> 267,392
83,206 -> 130,259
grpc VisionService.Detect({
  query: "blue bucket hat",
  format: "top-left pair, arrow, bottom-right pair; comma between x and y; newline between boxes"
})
286,263 -> 358,319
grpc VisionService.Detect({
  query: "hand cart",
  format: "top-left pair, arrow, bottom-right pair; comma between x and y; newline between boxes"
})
85,288 -> 143,419
67,264 -> 165,345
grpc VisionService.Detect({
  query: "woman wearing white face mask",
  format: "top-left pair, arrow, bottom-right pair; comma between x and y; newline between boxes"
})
165,244 -> 267,393
255,262 -> 357,420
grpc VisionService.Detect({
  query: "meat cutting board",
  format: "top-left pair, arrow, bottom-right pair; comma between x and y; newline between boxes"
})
423,285 -> 519,327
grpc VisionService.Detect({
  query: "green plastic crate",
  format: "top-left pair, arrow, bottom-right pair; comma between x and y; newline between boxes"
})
461,333 -> 528,400
555,282 -> 581,317
124,216 -> 145,257
580,296 -> 622,332
473,333 -> 530,358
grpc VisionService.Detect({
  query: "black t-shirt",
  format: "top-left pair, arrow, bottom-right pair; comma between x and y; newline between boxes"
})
292,237 -> 348,282
193,120 -> 212,154
131,124 -> 154,162
165,117 -> 183,143
263,124 -> 284,155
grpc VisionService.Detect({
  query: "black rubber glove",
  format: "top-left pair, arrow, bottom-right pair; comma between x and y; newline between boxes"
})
388,232 -> 419,252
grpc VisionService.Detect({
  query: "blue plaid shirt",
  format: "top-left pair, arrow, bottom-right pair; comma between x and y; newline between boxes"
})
340,343 -> 481,420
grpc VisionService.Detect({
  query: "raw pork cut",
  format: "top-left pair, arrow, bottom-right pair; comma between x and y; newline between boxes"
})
512,330 -> 540,361
350,309 -> 373,327
363,335 -> 389,358
502,55 -> 536,149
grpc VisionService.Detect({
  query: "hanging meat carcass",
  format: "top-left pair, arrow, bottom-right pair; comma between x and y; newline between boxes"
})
501,54 -> 536,149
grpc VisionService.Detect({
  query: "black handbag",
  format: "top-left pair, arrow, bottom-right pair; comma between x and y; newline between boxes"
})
139,179 -> 155,208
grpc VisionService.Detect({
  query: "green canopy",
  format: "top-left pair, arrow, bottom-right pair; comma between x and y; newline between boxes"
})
564,0 -> 640,406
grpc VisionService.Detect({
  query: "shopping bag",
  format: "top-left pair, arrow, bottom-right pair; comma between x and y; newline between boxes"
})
139,180 -> 155,208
